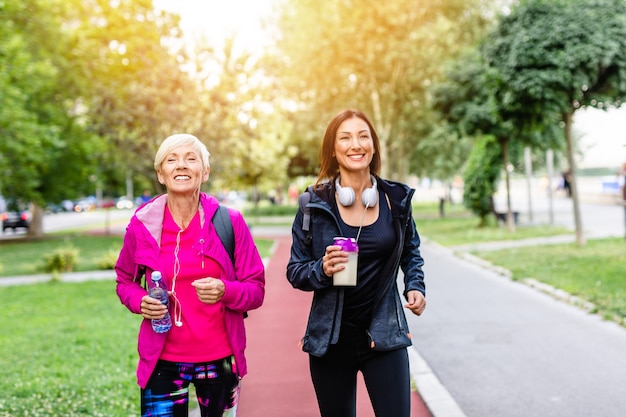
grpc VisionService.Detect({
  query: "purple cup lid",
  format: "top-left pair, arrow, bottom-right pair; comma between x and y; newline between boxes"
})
333,237 -> 359,252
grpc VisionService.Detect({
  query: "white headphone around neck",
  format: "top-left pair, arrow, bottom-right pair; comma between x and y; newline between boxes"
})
335,174 -> 378,207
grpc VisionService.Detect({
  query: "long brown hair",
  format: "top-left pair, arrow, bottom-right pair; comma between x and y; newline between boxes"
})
315,109 -> 381,187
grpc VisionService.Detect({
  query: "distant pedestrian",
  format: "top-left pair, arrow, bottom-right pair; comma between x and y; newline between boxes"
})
561,169 -> 572,197
288,183 -> 299,205
139,189 -> 152,204
115,133 -> 265,417
286,109 -> 426,417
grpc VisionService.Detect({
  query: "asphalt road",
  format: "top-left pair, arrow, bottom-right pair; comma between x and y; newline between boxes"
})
407,195 -> 626,417
42,209 -> 134,233
0,208 -> 134,240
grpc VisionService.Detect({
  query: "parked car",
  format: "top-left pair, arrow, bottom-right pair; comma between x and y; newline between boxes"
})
115,196 -> 134,209
1,200 -> 31,233
73,197 -> 96,212
99,198 -> 116,209
61,200 -> 75,212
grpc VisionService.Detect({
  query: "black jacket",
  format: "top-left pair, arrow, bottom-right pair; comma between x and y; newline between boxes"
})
286,177 -> 426,356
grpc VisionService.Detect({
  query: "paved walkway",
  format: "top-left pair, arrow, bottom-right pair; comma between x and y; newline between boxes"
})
408,197 -> 626,417
410,239 -> 626,417
236,234 -> 432,417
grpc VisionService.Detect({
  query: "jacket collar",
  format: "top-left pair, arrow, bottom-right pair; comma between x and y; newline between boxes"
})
134,192 -> 222,243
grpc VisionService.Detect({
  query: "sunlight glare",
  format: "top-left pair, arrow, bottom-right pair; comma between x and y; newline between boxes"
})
154,0 -> 275,52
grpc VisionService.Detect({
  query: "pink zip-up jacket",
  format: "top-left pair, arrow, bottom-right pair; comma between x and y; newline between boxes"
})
115,193 -> 265,388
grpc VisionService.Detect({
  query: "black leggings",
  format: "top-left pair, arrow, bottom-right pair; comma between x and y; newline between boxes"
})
141,357 -> 239,417
309,327 -> 410,417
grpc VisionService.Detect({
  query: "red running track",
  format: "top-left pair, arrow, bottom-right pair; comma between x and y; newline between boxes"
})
237,235 -> 432,417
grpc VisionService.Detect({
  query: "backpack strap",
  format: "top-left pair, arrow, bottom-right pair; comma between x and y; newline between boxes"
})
212,204 -> 235,266
211,204 -> 248,318
298,191 -> 312,245
135,265 -> 147,290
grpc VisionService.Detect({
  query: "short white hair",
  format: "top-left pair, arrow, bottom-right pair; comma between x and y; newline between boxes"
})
154,133 -> 210,172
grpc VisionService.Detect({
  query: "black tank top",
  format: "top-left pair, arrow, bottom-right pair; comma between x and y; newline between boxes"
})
337,193 -> 397,329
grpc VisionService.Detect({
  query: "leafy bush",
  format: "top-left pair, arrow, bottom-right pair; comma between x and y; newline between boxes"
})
97,249 -> 120,270
462,135 -> 502,226
43,247 -> 79,273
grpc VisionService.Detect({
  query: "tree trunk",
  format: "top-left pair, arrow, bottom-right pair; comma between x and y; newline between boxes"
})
370,88 -> 390,179
564,111 -> 585,245
28,204 -> 45,237
546,149 -> 555,225
502,139 -> 515,232
524,146 -> 533,222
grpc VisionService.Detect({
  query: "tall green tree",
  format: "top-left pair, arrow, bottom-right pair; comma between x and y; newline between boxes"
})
188,38 -> 295,200
482,0 -> 626,244
65,0 -> 194,197
463,135 -> 502,226
68,1 -> 292,201
1,0 -> 196,235
431,48 -> 563,230
0,0 -> 101,236
272,0 -> 494,181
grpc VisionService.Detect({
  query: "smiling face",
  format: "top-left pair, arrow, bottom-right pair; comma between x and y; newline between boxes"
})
334,117 -> 375,174
157,144 -> 209,195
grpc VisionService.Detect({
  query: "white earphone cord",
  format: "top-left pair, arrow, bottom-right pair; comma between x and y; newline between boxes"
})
171,230 -> 183,327
355,201 -> 370,242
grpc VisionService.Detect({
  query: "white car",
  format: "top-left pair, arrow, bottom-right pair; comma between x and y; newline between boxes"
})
116,197 -> 134,209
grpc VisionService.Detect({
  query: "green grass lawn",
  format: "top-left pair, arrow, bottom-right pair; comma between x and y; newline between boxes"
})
473,238 -> 626,321
0,234 -> 124,276
1,280 -> 140,417
413,202 -> 572,246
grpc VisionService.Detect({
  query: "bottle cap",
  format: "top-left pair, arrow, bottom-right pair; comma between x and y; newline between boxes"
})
333,237 -> 359,252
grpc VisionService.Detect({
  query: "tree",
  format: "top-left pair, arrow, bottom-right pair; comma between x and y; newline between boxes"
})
482,0 -> 626,244
1,0 -> 197,235
0,0 -> 102,236
170,35 -> 296,203
70,1 -> 293,201
463,136 -> 502,226
431,48 -> 563,230
65,0 -> 194,197
271,0 -> 494,181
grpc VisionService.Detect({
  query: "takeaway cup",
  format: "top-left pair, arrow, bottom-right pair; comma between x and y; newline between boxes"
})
332,237 -> 359,286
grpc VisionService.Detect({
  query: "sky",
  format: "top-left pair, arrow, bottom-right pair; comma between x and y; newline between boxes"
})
153,0 -> 276,52
573,107 -> 626,169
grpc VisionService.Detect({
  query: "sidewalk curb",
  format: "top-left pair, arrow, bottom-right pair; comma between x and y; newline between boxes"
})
408,347 -> 467,417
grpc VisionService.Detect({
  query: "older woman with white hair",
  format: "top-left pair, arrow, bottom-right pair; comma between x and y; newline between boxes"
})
116,133 -> 265,417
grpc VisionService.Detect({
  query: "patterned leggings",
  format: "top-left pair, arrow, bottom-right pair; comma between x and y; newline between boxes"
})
141,356 -> 240,417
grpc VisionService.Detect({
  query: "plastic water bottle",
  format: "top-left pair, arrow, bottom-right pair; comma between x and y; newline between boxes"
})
149,271 -> 171,333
